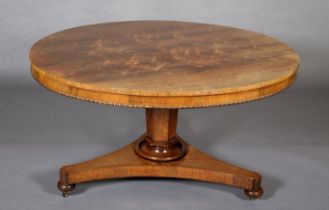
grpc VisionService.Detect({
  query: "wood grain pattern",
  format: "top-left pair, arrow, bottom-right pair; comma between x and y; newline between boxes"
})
134,108 -> 188,161
146,108 -> 177,142
59,135 -> 262,192
57,108 -> 263,199
31,21 -> 299,199
30,21 -> 299,108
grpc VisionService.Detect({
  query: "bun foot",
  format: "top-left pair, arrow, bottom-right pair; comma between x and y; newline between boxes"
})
244,187 -> 263,200
57,181 -> 75,197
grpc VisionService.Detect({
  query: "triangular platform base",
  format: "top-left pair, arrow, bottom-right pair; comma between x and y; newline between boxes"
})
57,135 -> 263,199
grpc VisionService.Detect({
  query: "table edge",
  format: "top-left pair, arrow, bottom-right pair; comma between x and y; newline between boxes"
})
31,65 -> 298,108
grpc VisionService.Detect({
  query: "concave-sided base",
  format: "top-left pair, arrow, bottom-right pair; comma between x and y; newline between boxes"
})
57,108 -> 263,199
57,135 -> 263,199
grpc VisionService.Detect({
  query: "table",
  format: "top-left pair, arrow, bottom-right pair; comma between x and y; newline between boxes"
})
29,21 -> 300,199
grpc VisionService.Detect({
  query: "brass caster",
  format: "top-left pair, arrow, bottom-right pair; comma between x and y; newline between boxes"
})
244,187 -> 263,200
57,181 -> 76,197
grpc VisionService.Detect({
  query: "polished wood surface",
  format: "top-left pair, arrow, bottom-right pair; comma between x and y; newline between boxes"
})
57,108 -> 263,199
30,21 -> 299,108
134,108 -> 187,161
30,21 -> 299,199
58,135 -> 263,198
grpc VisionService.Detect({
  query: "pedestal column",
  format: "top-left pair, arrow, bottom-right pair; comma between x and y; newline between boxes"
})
134,108 -> 187,161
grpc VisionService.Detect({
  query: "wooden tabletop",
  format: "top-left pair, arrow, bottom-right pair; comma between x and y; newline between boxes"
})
30,21 -> 300,108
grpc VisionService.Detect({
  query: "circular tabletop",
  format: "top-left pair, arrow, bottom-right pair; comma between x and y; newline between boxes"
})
30,21 -> 300,108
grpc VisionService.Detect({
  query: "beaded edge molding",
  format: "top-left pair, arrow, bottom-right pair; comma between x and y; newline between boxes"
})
31,66 -> 297,109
